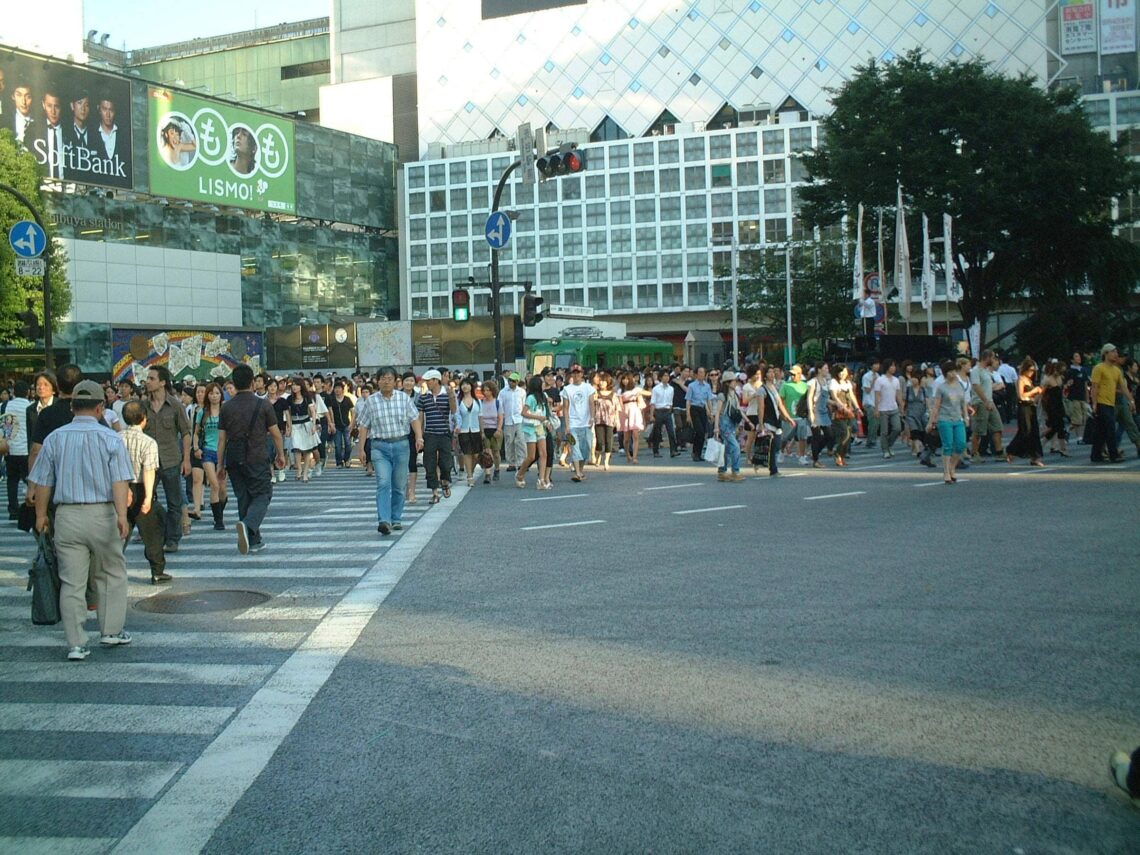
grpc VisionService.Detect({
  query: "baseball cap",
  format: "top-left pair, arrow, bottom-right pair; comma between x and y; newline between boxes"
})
508,371 -> 521,381
1101,343 -> 1118,356
72,380 -> 104,401
422,369 -> 442,381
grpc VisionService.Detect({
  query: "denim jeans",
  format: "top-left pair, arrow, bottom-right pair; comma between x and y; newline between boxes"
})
333,428 -> 351,465
717,416 -> 742,473
156,464 -> 185,545
371,438 -> 410,524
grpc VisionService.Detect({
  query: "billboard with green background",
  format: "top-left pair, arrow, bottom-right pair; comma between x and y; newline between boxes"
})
147,87 -> 295,214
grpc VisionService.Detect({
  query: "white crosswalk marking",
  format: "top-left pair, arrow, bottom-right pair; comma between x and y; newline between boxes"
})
0,760 -> 183,799
0,703 -> 233,734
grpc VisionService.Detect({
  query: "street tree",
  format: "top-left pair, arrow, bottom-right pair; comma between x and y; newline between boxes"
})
0,130 -> 70,346
799,50 -> 1140,344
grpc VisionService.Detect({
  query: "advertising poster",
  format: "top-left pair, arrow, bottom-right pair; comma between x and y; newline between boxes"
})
1061,0 -> 1097,54
357,321 -> 413,367
266,324 -> 357,370
2,51 -> 133,188
111,328 -> 263,384
1101,0 -> 1136,55
147,87 -> 296,214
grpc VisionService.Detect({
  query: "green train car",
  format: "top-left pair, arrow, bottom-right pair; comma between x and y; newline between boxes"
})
529,336 -> 674,374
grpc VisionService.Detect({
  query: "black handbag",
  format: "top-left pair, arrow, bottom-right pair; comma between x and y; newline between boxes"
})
17,503 -> 36,533
28,531 -> 61,625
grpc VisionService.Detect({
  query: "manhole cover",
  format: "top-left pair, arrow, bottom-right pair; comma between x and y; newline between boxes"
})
135,590 -> 270,614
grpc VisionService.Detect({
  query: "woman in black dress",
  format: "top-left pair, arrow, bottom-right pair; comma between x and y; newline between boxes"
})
1041,359 -> 1069,456
1006,357 -> 1045,467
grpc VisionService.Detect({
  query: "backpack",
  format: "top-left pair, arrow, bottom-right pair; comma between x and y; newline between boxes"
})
795,393 -> 809,419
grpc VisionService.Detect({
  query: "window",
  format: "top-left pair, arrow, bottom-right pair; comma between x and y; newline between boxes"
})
449,188 -> 467,210
411,296 -> 429,318
685,165 -> 706,190
562,231 -> 583,256
516,182 -> 534,204
789,126 -> 814,152
449,162 -> 467,183
563,206 -> 583,229
451,214 -> 469,237
712,221 -> 734,245
564,261 -> 584,284
588,258 -> 608,282
659,168 -> 681,192
637,282 -> 659,306
686,223 -> 707,246
659,139 -> 679,164
586,175 -> 606,199
661,254 -> 683,278
661,225 -> 682,249
636,227 -> 657,252
791,217 -> 813,241
588,287 -> 609,309
516,235 -> 535,258
660,197 -> 681,221
636,199 -> 656,223
452,241 -> 469,263
281,59 -> 330,80
539,180 -> 558,203
711,164 -> 732,188
634,142 -> 655,166
611,229 -> 632,253
429,164 -> 446,187
684,137 -> 706,162
762,129 -> 785,154
612,256 -> 633,281
687,280 -> 709,305
430,243 -> 448,265
586,203 -> 607,227
408,193 -> 425,215
790,157 -> 809,182
470,186 -> 488,208
539,207 -> 559,230
713,249 -> 732,276
540,260 -> 560,284
738,190 -> 760,216
662,281 -> 684,307
687,252 -> 708,277
409,219 -> 426,241
516,261 -> 536,282
610,173 -> 630,196
410,245 -> 427,267
470,160 -> 488,182
431,295 -> 449,318
737,162 -> 759,186
609,145 -> 630,168
610,201 -> 631,224
492,157 -> 510,172
765,218 -> 788,242
410,270 -> 428,293
539,233 -> 559,257
737,132 -> 758,157
739,219 -> 761,245
710,135 -> 732,158
563,176 -> 582,200
711,193 -> 733,218
685,195 -> 707,220
763,159 -> 785,183
764,188 -> 787,214
430,216 -> 448,239
635,170 -> 656,194
563,286 -> 585,305
407,166 -> 425,189
612,285 -> 633,308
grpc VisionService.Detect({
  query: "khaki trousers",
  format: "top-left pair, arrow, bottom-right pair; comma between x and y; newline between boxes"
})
55,503 -> 128,648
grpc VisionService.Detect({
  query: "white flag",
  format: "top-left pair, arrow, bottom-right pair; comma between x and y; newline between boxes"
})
852,203 -> 864,300
920,214 -> 934,310
943,213 -> 962,302
894,183 -> 911,319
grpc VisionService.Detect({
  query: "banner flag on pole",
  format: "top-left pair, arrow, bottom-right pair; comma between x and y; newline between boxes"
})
894,183 -> 911,319
920,213 -> 934,310
943,213 -> 962,302
852,203 -> 864,300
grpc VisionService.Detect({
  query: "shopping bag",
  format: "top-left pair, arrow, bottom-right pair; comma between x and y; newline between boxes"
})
703,437 -> 726,466
27,531 -> 61,626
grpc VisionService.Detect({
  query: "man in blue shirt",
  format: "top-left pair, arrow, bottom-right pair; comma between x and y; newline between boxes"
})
685,366 -> 715,461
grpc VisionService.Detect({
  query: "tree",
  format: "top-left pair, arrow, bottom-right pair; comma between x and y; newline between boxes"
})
0,130 -> 70,347
728,240 -> 854,348
799,51 -> 1140,344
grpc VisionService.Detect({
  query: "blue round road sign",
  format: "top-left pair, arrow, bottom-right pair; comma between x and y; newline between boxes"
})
485,211 -> 512,250
9,220 -> 47,258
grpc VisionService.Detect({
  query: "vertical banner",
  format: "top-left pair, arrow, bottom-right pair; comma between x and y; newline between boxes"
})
943,213 -> 962,302
852,203 -> 864,300
894,184 -> 911,320
148,87 -> 296,213
1101,0 -> 1136,55
1061,0 -> 1097,54
920,214 -> 934,310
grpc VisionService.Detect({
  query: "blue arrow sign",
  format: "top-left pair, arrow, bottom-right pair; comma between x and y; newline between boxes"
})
9,220 -> 47,258
485,211 -> 512,250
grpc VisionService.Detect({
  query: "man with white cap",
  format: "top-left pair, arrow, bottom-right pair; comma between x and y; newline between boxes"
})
417,369 -> 457,503
498,371 -> 526,470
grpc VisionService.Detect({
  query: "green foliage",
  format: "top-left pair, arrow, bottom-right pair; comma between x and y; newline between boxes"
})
799,50 -> 1140,342
0,130 -> 71,346
728,240 -> 854,346
1015,302 -> 1135,361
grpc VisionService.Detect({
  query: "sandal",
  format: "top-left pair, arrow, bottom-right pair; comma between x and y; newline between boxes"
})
443,485 -> 452,498
429,494 -> 440,504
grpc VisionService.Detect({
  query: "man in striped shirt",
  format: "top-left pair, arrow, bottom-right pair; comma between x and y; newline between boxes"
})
28,380 -> 135,661
416,369 -> 457,504
355,366 -> 423,535
121,400 -> 171,584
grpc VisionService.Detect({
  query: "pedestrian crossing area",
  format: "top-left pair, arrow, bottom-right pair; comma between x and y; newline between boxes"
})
0,464 -> 441,853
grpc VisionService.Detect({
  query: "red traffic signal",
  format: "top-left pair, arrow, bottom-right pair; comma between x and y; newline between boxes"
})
536,147 -> 587,181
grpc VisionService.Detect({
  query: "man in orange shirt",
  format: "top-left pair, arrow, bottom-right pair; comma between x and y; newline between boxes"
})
1089,343 -> 1135,463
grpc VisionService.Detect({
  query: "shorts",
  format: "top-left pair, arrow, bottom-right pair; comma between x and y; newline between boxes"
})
570,427 -> 591,462
970,405 -> 1003,436
202,448 -> 218,465
458,432 -> 482,455
191,454 -> 204,470
792,418 -> 811,441
482,427 -> 502,452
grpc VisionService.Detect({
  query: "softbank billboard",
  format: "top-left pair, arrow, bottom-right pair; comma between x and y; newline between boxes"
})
147,87 -> 296,214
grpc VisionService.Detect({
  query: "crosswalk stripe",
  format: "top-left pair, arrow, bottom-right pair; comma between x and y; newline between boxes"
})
152,565 -> 371,578
0,837 -> 119,855
276,584 -> 353,598
0,703 -> 233,734
0,662 -> 275,686
0,605 -> 30,620
0,759 -> 182,799
0,629 -> 305,649
235,605 -> 331,621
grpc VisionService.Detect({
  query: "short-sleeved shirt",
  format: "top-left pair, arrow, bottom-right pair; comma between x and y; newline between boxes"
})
873,374 -> 902,413
968,365 -> 994,406
28,415 -> 135,503
31,397 -> 73,447
122,425 -> 160,483
561,382 -> 596,429
685,379 -> 713,408
779,380 -> 808,416
935,381 -> 967,423
357,389 -> 419,440
1065,365 -> 1089,399
331,396 -> 354,430
417,390 -> 453,436
218,392 -> 275,464
1091,362 -> 1124,407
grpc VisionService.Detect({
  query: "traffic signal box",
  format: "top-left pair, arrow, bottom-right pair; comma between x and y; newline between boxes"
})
452,288 -> 471,322
522,291 -> 544,326
536,148 -> 587,181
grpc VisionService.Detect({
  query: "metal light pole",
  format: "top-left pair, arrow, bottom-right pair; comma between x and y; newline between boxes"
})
784,242 -> 794,365
489,160 -> 520,377
1,182 -> 54,369
730,231 -> 739,369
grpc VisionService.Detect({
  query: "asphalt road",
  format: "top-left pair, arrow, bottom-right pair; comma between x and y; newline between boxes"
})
2,441 -> 1139,853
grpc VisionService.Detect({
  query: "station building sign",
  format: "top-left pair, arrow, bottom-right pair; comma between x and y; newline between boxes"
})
148,87 -> 296,214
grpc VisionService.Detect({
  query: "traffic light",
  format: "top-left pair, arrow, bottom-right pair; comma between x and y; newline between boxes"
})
536,146 -> 587,181
452,287 -> 470,322
17,301 -> 41,340
522,291 -> 544,326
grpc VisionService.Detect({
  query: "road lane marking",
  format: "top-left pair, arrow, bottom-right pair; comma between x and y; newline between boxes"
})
112,479 -> 466,855
520,493 -> 589,502
672,505 -> 747,515
642,482 -> 704,491
0,662 -> 275,686
915,480 -> 969,487
0,703 -> 233,734
520,519 -> 606,530
803,491 -> 866,501
0,760 -> 183,800
1008,467 -> 1058,476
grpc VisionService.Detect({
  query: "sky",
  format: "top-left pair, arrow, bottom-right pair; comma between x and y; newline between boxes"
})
83,0 -> 329,51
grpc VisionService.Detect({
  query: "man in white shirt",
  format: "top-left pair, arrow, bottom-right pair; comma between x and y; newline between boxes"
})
10,80 -> 35,147
873,358 -> 904,457
561,365 -> 596,481
648,369 -> 680,458
498,372 -> 526,471
3,379 -> 31,520
37,84 -> 65,179
859,290 -> 878,337
860,358 -> 880,448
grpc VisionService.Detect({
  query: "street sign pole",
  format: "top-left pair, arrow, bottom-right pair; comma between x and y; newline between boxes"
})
2,185 -> 53,369
489,161 -> 520,377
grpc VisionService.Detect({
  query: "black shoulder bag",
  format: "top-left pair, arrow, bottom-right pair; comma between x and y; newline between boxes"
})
224,399 -> 264,468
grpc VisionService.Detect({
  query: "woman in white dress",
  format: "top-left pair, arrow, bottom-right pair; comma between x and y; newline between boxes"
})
284,377 -> 319,482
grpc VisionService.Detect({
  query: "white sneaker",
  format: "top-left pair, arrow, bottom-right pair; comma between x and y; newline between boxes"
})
776,453 -> 785,463
67,646 -> 90,661
277,470 -> 286,483
99,631 -> 132,646
798,455 -> 810,465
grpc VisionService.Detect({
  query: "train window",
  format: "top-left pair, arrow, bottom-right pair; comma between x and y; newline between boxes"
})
533,354 -> 553,372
